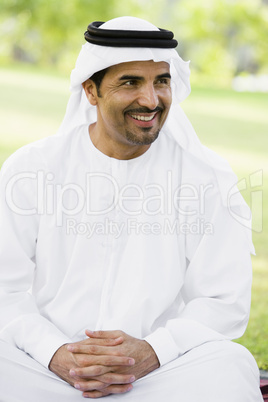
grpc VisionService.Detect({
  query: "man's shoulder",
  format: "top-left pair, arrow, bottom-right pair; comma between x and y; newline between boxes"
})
1,129 -> 84,176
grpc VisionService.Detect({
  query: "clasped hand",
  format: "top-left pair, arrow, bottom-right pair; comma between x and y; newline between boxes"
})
49,329 -> 160,399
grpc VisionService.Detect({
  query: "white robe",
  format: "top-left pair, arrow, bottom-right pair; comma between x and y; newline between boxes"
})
0,125 -> 262,400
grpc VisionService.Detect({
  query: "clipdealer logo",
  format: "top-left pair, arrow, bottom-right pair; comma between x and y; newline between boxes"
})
5,170 -> 215,227
227,170 -> 263,233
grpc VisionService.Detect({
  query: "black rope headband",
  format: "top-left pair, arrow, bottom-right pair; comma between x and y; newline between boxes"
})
84,21 -> 178,48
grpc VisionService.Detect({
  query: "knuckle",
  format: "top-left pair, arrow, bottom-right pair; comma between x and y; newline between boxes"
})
77,356 -> 88,367
96,381 -> 108,391
93,365 -> 103,376
81,358 -> 89,367
85,392 -> 103,399
73,354 -> 79,365
119,375 -> 131,384
102,374 -> 113,383
109,384 -> 131,394
85,355 -> 94,364
89,345 -> 98,354
77,382 -> 87,391
111,350 -> 121,357
117,330 -> 124,338
81,381 -> 102,392
103,357 -> 113,365
74,368 -> 82,376
117,386 -> 130,393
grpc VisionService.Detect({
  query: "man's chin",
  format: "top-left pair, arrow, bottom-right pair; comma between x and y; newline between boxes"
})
125,129 -> 160,146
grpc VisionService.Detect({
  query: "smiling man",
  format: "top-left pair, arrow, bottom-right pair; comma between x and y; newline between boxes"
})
0,17 -> 263,401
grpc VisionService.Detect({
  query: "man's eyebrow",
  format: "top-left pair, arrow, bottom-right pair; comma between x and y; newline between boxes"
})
156,73 -> 171,80
119,75 -> 143,81
118,73 -> 171,81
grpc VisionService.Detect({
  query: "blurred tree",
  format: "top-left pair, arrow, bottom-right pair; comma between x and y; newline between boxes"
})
0,0 -> 143,70
169,0 -> 268,84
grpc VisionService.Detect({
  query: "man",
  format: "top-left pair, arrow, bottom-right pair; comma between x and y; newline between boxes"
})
0,16 -> 263,401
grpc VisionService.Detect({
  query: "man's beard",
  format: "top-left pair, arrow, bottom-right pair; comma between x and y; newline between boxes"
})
125,128 -> 160,146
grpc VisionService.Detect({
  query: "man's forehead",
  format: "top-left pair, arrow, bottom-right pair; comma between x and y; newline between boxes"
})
106,60 -> 170,77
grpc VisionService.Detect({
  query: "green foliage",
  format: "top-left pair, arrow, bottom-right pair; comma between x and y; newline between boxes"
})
0,0 -> 131,70
170,0 -> 268,81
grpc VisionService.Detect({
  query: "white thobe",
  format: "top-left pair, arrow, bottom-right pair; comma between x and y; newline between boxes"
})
0,126 -> 262,401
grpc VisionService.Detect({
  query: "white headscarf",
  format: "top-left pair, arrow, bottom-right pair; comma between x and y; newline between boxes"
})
57,16 -> 254,253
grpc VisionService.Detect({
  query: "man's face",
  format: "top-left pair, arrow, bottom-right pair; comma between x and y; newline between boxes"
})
84,60 -> 172,158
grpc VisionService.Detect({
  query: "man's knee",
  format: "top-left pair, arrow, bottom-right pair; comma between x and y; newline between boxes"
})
216,341 -> 259,378
202,341 -> 262,401
0,341 -> 80,402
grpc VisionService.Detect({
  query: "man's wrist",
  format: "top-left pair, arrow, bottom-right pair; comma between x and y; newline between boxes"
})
144,327 -> 179,367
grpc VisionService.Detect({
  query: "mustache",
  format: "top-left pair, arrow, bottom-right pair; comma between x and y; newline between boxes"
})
126,106 -> 163,114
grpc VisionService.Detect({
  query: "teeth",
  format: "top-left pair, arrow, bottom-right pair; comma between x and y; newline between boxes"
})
131,114 -> 155,121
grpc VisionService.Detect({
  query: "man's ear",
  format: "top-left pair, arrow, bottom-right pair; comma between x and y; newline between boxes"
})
82,79 -> 98,106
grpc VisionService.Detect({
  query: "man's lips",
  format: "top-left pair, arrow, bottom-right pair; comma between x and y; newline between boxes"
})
129,113 -> 156,122
126,111 -> 159,127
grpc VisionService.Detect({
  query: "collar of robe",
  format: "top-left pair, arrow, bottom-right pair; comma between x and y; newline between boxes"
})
84,21 -> 178,48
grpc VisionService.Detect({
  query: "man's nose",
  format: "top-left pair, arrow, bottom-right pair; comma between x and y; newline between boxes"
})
137,84 -> 159,110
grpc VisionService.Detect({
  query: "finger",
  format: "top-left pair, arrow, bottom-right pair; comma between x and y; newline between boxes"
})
74,373 -> 135,391
71,353 -> 135,369
68,344 -> 117,356
70,365 -> 111,378
70,360 -> 135,378
90,373 -> 135,385
86,329 -> 123,339
74,380 -> 108,392
82,384 -> 133,399
84,336 -> 124,346
67,343 -> 128,358
68,337 -> 123,350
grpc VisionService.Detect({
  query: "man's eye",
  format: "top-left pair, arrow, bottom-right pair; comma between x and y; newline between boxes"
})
124,80 -> 137,86
157,78 -> 170,85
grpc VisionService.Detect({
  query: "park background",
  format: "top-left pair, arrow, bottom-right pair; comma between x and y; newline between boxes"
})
0,0 -> 267,370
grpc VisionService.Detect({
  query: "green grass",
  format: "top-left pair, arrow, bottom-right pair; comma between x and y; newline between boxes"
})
0,66 -> 70,156
1,66 -> 268,369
